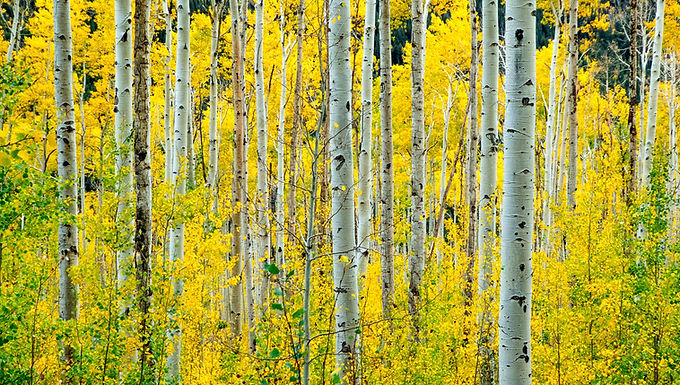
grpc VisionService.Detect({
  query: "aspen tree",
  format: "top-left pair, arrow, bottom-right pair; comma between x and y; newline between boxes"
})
207,0 -> 224,193
498,0 -> 536,381
641,0 -> 666,187
53,0 -> 79,374
229,0 -> 246,339
464,0 -> 479,304
477,0 -> 499,379
542,4 -> 561,254
409,0 -> 428,337
114,0 -> 133,295
164,0 -> 173,185
379,0 -> 395,319
167,0 -> 190,377
276,1 -> 293,272
357,0 -> 376,286
288,0 -> 305,243
329,0 -> 360,380
5,0 -> 23,62
566,0 -> 578,209
133,0 -> 154,378
627,0 -> 640,201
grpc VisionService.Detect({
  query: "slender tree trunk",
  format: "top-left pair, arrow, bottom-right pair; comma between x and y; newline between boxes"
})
114,0 -> 133,301
464,0 -> 479,306
497,0 -> 536,381
164,0 -> 173,185
409,0 -> 428,339
477,0 -> 498,379
666,54 -> 677,241
566,0 -> 578,210
379,0 -> 395,320
329,0 -> 360,380
207,1 -> 223,193
53,0 -> 79,377
133,0 -> 154,378
288,0 -> 305,243
638,14 -> 649,184
276,2 -> 292,272
436,80 -> 455,265
627,0 -> 640,202
167,0 -> 190,378
79,69 -> 87,256
5,0 -> 22,62
229,0 -> 246,341
641,0 -> 666,187
254,0 -> 271,312
542,7 -> 561,255
187,88 -> 196,189
357,0 -> 376,287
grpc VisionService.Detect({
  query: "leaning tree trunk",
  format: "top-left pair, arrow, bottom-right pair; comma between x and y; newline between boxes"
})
53,0 -> 79,377
477,0 -> 499,379
114,0 -> 134,301
254,0 -> 270,311
287,0 -> 305,243
167,0 -> 190,379
497,0 -> 536,382
641,0 -> 666,187
133,0 -> 154,379
409,0 -> 428,339
329,0 -> 361,381
464,0 -> 479,306
379,0 -> 395,320
5,0 -> 22,62
357,0 -> 376,287
229,0 -> 246,341
566,0 -> 578,210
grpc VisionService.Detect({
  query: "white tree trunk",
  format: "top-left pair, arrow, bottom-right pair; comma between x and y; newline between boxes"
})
408,0 -> 428,338
379,0 -> 395,320
167,0 -> 190,379
288,0 -> 305,243
229,0 -> 246,341
498,0 -> 536,382
566,0 -> 578,209
542,8 -> 561,254
477,0 -> 498,379
54,0 -> 79,370
254,0 -> 270,311
164,0 -> 173,185
436,80 -> 455,266
329,0 -> 360,380
276,2 -> 292,272
641,0 -> 666,187
357,0 -> 376,286
187,88 -> 196,189
464,0 -> 479,305
666,54 -> 678,241
114,0 -> 134,291
207,1 -> 223,192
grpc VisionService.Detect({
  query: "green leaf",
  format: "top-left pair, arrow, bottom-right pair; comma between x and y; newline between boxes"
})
270,348 -> 281,359
286,269 -> 295,279
266,263 -> 280,275
271,303 -> 283,311
332,374 -> 341,384
292,308 -> 304,319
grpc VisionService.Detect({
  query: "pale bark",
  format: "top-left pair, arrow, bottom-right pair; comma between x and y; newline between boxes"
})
276,2 -> 292,272
133,0 -> 154,378
409,0 -> 428,338
164,0 -> 173,185
288,0 -> 305,243
379,0 -> 394,320
436,80 -> 455,266
229,0 -> 246,340
477,0 -> 498,379
207,1 -> 224,192
464,0 -> 479,305
5,0 -> 23,62
498,0 -> 536,381
114,0 -> 134,291
54,0 -> 79,373
329,0 -> 360,380
566,0 -> 578,209
254,0 -> 270,311
641,0 -> 666,187
187,88 -> 196,189
666,55 -> 678,240
79,69 -> 87,256
542,7 -> 561,255
167,0 -> 190,379
357,0 -> 376,286
627,0 -> 640,201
